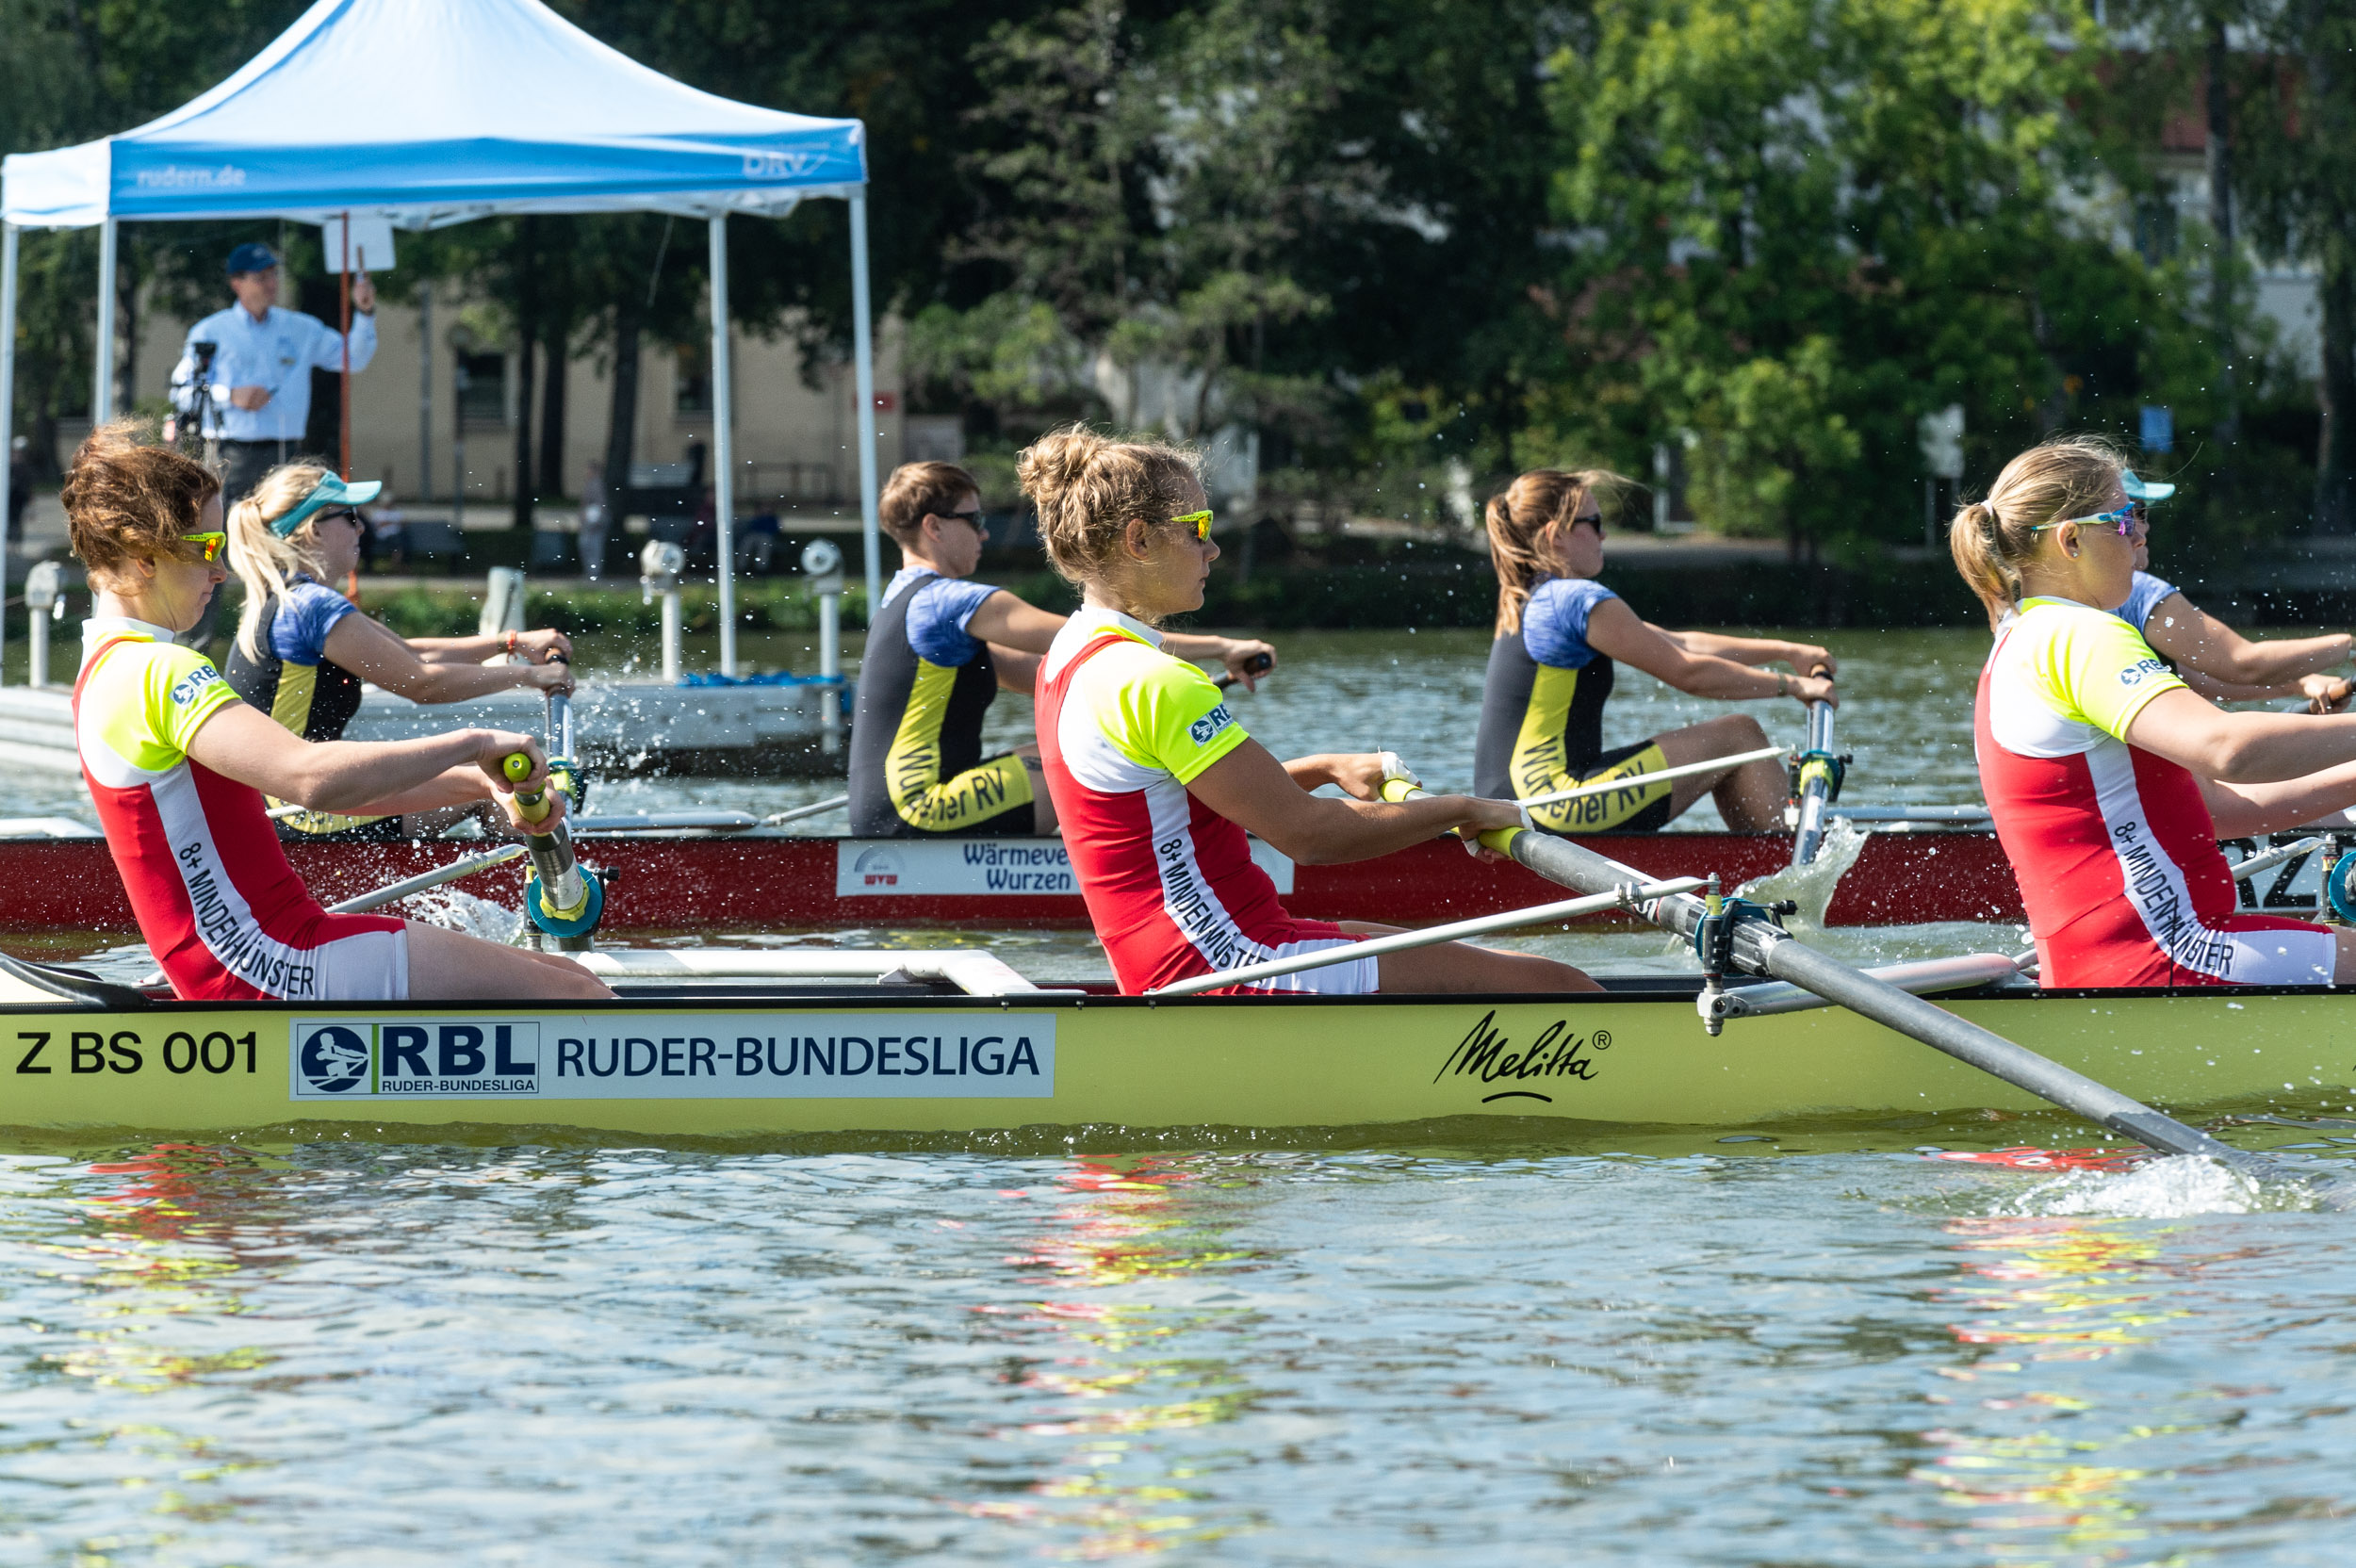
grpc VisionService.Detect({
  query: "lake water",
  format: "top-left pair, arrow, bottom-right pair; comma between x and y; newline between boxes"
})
11,627 -> 2356,1565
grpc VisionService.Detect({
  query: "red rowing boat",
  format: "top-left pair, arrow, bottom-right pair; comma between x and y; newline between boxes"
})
0,829 -> 2030,934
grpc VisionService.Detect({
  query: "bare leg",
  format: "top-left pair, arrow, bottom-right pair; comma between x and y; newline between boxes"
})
402,920 -> 614,1001
1650,713 -> 1787,831
1336,921 -> 1603,993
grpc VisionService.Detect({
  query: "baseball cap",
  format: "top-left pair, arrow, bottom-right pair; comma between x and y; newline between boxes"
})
2120,470 -> 2176,503
224,241 -> 280,277
272,473 -> 383,537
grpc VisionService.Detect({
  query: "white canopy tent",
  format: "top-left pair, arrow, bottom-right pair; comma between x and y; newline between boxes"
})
0,0 -> 887,673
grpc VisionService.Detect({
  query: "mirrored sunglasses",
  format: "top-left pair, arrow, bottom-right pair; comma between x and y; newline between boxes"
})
1170,510 -> 1213,542
2027,507 -> 2135,539
178,531 -> 228,563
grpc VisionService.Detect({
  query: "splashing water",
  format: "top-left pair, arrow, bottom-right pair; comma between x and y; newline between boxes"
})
401,885 -> 528,945
1732,816 -> 1872,935
1988,1154 -> 2298,1218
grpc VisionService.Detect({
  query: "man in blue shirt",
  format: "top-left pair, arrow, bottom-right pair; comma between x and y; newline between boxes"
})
168,241 -> 378,505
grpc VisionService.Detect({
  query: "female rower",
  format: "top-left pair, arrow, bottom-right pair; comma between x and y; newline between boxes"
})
1474,469 -> 1837,833
848,460 -> 1272,838
64,425 -> 609,1002
2116,472 -> 2351,710
1954,434 -> 2356,988
223,464 -> 578,840
1019,427 -> 1595,996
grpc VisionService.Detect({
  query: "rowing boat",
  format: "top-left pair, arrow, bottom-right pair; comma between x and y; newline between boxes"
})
0,826 -> 2037,932
3,947 -> 2348,1140
5,824 -> 2337,936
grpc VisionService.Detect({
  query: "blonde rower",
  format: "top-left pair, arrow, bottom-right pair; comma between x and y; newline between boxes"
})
1020,427 -> 1595,996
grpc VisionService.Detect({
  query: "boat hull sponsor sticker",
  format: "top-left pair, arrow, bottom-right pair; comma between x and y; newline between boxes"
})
290,1015 -> 1055,1100
836,838 -> 1293,896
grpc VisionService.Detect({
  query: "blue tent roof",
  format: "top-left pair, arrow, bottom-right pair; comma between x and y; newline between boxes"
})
1,0 -> 865,229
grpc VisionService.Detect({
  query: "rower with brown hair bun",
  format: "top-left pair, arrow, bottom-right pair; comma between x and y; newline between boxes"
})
848,459 -> 1272,839
1475,468 -> 1836,834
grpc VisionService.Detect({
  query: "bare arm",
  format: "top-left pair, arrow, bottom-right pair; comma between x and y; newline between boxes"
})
185,700 -> 555,821
1160,631 -> 1277,690
1185,739 -> 1520,866
1586,599 -> 1835,706
963,591 -> 1066,655
322,616 -> 573,704
2143,594 -> 2350,687
2123,685 -> 2356,783
991,645 -> 1042,694
1646,625 -> 1836,676
2176,665 -> 2352,709
2196,761 -> 2356,840
406,628 -> 574,666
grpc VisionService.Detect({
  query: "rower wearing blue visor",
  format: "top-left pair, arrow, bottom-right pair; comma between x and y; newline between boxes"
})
221,464 -> 578,841
2115,470 -> 2353,712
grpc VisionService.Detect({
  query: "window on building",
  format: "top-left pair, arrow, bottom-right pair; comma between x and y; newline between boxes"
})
675,343 -> 712,416
456,352 -> 507,423
2135,196 -> 2179,265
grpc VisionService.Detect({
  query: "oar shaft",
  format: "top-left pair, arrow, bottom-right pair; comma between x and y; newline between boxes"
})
326,843 -> 527,914
1514,744 -> 1785,809
1792,703 -> 1836,866
1482,819 -> 2324,1188
763,795 -> 850,827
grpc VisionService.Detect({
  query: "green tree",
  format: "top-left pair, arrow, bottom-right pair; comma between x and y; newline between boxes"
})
1544,0 -> 2188,557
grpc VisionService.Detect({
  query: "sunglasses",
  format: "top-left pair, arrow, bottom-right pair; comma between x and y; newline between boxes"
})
931,508 -> 986,532
178,531 -> 228,563
2027,507 -> 2136,538
1569,511 -> 1604,536
318,507 -> 368,531
1170,510 -> 1213,542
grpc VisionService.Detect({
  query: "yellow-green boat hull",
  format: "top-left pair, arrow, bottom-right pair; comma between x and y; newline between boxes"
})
2,987 -> 2348,1140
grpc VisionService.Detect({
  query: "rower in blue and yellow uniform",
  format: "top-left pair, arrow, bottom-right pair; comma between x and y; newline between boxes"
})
222,464 -> 576,840
848,461 -> 1276,839
1472,467 -> 1838,833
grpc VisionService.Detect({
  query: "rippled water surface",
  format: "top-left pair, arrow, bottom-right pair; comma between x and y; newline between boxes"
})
15,629 -> 2356,1563
7,1139 -> 2356,1565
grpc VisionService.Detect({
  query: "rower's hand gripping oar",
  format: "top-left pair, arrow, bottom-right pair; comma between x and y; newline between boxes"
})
1380,771 -> 2353,1205
1214,652 -> 1275,692
502,751 -> 604,949
1789,665 -> 1848,868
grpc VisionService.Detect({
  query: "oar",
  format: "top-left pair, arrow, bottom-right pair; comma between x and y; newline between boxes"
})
764,796 -> 849,827
326,843 -> 527,914
1215,652 -> 1274,691
1514,744 -> 1785,810
1790,678 -> 1842,866
503,752 -> 604,950
1387,777 -> 2349,1203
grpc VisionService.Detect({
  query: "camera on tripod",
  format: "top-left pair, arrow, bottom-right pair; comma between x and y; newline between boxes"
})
172,340 -> 221,451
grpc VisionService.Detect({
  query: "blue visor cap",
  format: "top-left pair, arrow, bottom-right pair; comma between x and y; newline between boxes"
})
225,241 -> 280,277
2121,470 -> 2177,502
273,475 -> 382,537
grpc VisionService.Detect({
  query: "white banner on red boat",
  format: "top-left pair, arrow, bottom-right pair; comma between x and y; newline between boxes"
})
834,837 -> 1294,896
288,1015 -> 1056,1101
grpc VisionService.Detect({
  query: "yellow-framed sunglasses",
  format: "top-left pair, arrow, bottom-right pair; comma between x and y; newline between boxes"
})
177,531 -> 228,563
1169,510 -> 1213,542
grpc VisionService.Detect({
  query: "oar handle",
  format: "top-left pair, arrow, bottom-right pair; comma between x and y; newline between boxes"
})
1214,653 -> 1274,691
503,752 -> 551,824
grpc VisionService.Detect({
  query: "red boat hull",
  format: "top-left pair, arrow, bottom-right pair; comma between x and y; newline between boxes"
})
0,831 -> 2026,934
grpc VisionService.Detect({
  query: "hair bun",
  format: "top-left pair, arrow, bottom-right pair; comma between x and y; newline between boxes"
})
1016,426 -> 1105,508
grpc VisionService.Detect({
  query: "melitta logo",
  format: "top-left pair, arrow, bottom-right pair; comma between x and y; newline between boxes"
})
1188,704 -> 1235,746
853,846 -> 903,888
1435,1009 -> 1611,1105
288,1020 -> 541,1098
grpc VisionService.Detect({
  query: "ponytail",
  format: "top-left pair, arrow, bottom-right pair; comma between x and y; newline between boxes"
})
1947,434 -> 2127,630
1483,467 -> 1628,636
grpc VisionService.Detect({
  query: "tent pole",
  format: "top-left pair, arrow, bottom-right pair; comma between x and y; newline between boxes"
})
849,190 -> 881,617
1,221 -> 17,625
93,218 -> 118,426
708,214 -> 736,678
